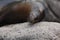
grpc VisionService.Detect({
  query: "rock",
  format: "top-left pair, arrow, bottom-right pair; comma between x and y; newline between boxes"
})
45,0 -> 60,19
0,22 -> 60,40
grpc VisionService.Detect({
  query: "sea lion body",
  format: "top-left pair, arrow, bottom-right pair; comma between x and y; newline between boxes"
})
0,1 -> 45,26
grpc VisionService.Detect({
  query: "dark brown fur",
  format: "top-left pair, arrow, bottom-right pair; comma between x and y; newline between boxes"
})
0,2 -> 32,26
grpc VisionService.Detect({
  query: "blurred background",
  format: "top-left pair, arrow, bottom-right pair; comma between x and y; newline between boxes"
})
0,0 -> 21,11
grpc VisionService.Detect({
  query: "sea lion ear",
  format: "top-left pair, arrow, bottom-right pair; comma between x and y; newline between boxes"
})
39,8 -> 43,12
39,3 -> 45,12
39,8 -> 44,14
